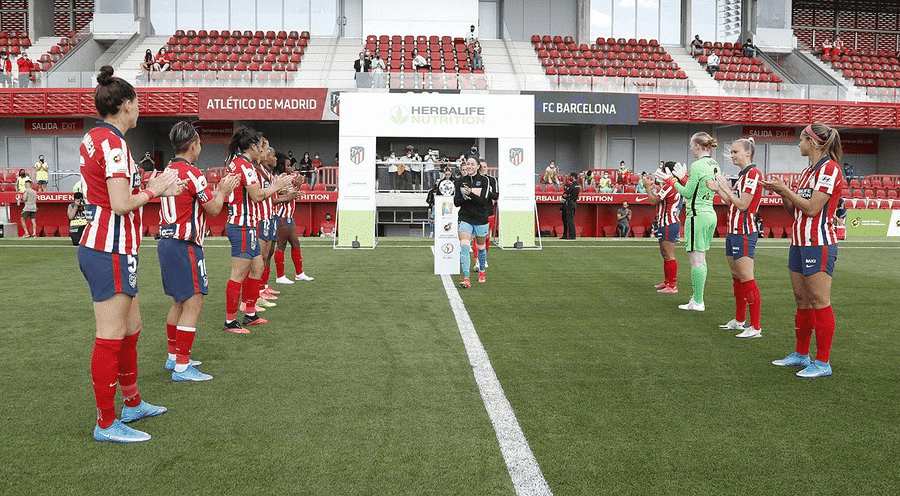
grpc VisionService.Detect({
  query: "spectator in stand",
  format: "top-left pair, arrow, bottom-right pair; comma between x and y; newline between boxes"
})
412,49 -> 431,71
141,49 -> 154,72
385,151 -> 399,190
371,52 -> 386,87
762,122 -> 844,378
288,150 -> 298,171
831,35 -> 844,58
67,191 -> 89,246
616,201 -> 632,237
707,137 -> 764,339
582,169 -> 593,189
464,25 -> 478,47
353,51 -> 371,87
311,152 -> 323,187
139,150 -> 156,172
16,168 -> 30,192
157,121 -> 239,382
7,53 -> 19,87
706,52 -> 720,75
644,162 -> 683,293
842,162 -> 858,179
423,149 -> 439,188
401,145 -> 421,190
470,41 -> 484,70
153,47 -> 170,71
319,213 -> 336,237
597,171 -> 613,193
297,152 -> 313,186
690,35 -> 704,57
34,154 -> 49,192
0,52 -> 8,87
616,161 -> 632,186
17,52 -> 33,88
465,144 -> 479,159
79,65 -> 185,443
635,173 -> 648,194
742,38 -> 756,58
18,179 -> 38,237
543,161 -> 559,185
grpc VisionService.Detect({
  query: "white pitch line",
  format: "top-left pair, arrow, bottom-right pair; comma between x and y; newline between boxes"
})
441,274 -> 552,496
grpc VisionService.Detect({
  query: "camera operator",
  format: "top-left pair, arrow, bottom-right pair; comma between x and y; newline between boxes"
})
67,191 -> 89,246
560,172 -> 580,239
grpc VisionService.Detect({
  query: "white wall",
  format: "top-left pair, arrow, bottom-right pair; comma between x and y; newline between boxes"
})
363,0 -> 478,37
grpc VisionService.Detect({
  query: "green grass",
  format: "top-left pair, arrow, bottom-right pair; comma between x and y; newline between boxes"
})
1,236 -> 898,495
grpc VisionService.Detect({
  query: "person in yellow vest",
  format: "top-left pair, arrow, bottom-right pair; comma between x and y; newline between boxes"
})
34,154 -> 49,191
16,169 -> 30,192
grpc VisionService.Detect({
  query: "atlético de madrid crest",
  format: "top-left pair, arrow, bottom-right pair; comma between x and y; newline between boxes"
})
509,147 -> 524,166
329,92 -> 340,117
350,146 -> 365,165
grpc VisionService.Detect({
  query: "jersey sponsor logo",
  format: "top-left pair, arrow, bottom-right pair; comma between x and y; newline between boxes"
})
819,175 -> 834,186
745,177 -> 758,189
131,171 -> 142,189
798,187 -> 813,199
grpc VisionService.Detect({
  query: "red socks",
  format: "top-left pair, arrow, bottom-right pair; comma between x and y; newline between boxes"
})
225,279 -> 241,320
742,280 -> 761,330
166,323 -> 177,355
664,259 -> 677,286
261,266 -> 271,289
795,308 -> 816,355
291,247 -> 303,274
274,250 -> 285,278
243,277 -> 261,309
175,326 -> 197,365
91,337 -> 122,429
733,278 -> 746,322
814,306 -> 836,363
118,332 -> 141,408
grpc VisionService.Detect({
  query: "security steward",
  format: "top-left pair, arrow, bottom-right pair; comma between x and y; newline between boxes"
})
561,171 -> 580,239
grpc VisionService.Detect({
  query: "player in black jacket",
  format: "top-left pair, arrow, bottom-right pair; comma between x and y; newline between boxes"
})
561,172 -> 580,239
454,157 -> 493,287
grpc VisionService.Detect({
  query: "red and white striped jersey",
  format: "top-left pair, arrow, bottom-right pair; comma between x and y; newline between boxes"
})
791,157 -> 844,246
275,192 -> 296,219
158,158 -> 214,247
79,123 -> 143,255
225,154 -> 260,227
727,165 -> 763,234
256,166 -> 275,221
654,183 -> 683,226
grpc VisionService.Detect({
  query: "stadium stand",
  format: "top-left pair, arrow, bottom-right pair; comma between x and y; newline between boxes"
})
693,41 -> 783,89
533,35 -> 688,90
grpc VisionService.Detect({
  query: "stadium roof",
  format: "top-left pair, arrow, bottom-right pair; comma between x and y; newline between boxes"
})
793,0 -> 900,14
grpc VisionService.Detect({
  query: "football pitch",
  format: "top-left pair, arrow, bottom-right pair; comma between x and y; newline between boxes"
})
1,236 -> 898,495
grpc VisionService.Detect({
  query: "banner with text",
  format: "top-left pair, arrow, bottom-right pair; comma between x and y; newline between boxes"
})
527,91 -> 639,125
433,194 -> 460,274
199,88 -> 330,120
24,118 -> 84,135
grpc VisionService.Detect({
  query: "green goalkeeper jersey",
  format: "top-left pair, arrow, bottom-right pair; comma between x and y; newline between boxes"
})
674,157 -> 720,216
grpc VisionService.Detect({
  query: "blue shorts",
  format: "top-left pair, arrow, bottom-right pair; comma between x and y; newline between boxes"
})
37,180 -> 48,185
258,217 -> 278,241
459,221 -> 489,237
788,244 -> 838,276
158,238 -> 208,302
78,246 -> 139,302
655,222 -> 681,243
226,223 -> 260,259
726,233 -> 758,260
275,215 -> 294,228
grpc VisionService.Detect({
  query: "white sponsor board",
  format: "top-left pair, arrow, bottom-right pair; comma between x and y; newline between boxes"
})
338,92 -> 534,248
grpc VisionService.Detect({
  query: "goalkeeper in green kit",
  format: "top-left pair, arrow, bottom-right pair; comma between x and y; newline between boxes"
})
655,132 -> 720,311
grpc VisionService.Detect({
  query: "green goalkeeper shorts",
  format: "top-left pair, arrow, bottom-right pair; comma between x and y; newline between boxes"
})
685,211 -> 716,252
